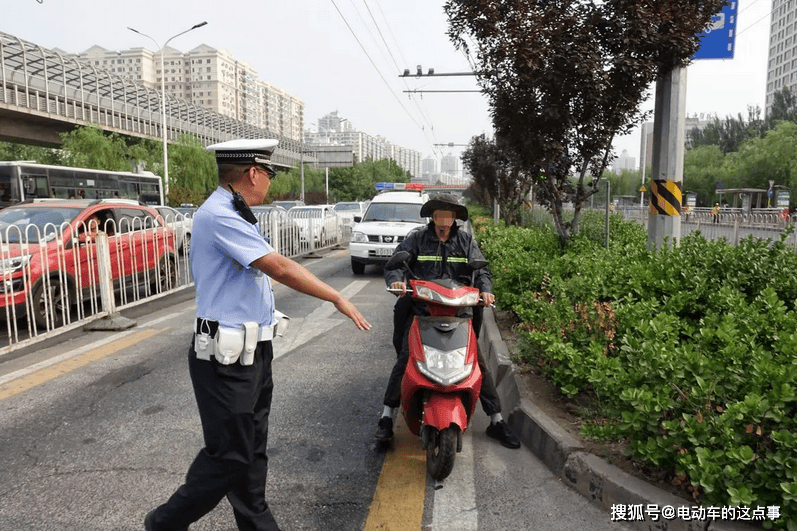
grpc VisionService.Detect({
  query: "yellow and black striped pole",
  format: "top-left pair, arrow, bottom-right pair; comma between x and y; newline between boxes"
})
648,180 -> 683,216
647,66 -> 686,250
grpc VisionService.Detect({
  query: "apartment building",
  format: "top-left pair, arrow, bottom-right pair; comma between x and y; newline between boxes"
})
304,112 -> 422,178
74,44 -> 304,142
766,0 -> 796,115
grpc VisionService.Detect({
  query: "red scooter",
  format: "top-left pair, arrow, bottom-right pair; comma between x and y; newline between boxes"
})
385,250 -> 488,481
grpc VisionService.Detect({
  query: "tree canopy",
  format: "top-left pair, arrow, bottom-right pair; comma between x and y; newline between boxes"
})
1,127 -> 411,206
446,0 -> 724,244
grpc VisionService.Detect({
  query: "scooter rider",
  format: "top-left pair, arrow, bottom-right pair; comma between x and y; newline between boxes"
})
375,193 -> 520,449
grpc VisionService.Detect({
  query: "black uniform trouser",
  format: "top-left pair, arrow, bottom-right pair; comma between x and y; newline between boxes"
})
148,340 -> 281,531
384,296 -> 501,416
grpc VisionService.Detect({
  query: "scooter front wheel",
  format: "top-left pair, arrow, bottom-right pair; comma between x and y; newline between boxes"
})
426,426 -> 458,481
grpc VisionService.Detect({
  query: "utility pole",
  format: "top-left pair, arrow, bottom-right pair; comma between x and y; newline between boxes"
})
647,67 -> 686,250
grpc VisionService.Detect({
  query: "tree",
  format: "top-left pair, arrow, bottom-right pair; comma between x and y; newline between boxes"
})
461,134 -> 532,225
167,134 -> 218,204
730,121 -> 797,197
767,87 -> 797,125
688,106 -> 766,154
683,145 -> 726,206
445,0 -> 724,245
59,125 -> 131,171
0,142 -> 62,165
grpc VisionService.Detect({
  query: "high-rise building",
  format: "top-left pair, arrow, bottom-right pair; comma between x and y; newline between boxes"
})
73,44 -> 304,142
613,150 -> 636,174
304,112 -> 422,177
440,152 -> 460,176
765,0 -> 794,115
420,156 -> 437,184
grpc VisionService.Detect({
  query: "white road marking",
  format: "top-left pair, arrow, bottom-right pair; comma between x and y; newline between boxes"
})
431,428 -> 479,530
273,280 -> 369,359
0,330 -> 140,386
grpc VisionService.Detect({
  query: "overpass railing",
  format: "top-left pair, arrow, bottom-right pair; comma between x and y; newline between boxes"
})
0,31 -> 303,163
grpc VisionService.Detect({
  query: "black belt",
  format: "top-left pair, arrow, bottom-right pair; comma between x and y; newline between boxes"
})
195,318 -> 219,338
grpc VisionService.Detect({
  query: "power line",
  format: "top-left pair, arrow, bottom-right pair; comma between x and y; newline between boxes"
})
736,4 -> 772,38
329,1 -> 427,133
361,0 -> 440,145
330,0 -> 441,153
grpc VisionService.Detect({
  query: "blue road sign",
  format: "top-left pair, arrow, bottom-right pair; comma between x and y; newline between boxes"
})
693,1 -> 738,60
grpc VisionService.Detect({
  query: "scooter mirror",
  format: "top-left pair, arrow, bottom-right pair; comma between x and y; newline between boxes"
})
468,259 -> 488,270
385,250 -> 410,270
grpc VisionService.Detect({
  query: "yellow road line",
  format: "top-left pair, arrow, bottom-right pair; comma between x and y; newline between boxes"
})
364,416 -> 427,531
0,328 -> 165,401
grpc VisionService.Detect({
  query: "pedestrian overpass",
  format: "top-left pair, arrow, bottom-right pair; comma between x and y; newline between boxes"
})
0,31 -> 307,169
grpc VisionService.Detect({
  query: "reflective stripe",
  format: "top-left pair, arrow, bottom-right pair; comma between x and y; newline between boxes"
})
416,255 -> 467,263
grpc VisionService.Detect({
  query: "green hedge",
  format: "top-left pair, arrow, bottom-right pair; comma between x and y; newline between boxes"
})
471,208 -> 796,530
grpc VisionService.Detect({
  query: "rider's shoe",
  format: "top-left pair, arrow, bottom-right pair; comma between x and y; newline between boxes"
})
486,420 -> 520,449
374,416 -> 394,442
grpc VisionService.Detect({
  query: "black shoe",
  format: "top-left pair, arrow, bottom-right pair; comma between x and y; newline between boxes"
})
375,416 -> 394,441
486,420 -> 520,449
144,509 -> 188,531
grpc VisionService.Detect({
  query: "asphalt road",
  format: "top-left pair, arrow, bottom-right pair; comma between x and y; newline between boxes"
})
0,249 -> 633,531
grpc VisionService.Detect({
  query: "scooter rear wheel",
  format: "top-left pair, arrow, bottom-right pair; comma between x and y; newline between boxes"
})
426,427 -> 458,481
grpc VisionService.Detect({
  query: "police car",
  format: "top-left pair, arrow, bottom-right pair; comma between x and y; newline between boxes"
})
349,187 -> 429,274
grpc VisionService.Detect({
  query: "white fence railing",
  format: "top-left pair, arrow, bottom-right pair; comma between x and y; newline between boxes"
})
0,207 -> 348,355
252,207 -> 347,258
614,206 -> 797,248
0,216 -> 188,355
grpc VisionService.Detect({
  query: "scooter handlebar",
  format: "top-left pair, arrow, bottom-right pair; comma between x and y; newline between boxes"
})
386,287 -> 413,294
385,287 -> 496,307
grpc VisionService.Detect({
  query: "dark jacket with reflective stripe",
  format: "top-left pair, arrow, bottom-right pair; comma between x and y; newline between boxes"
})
384,221 -> 492,293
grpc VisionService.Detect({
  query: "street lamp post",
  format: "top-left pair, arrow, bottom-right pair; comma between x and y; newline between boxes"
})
128,21 -> 207,205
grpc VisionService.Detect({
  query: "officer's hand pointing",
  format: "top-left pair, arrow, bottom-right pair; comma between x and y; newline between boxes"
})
334,297 -> 372,330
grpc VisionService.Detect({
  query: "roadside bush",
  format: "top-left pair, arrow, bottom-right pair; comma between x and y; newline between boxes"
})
474,211 -> 796,530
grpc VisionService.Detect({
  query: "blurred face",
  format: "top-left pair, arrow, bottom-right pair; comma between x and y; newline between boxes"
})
432,210 -> 456,241
87,216 -> 100,232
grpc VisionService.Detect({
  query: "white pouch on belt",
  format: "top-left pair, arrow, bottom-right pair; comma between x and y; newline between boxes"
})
274,310 -> 290,337
215,326 -> 245,365
240,321 -> 259,366
194,319 -> 215,361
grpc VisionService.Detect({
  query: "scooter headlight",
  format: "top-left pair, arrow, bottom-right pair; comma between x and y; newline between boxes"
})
416,345 -> 472,386
414,285 -> 480,307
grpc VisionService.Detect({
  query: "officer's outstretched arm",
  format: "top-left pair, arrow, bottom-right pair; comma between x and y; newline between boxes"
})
251,253 -> 372,331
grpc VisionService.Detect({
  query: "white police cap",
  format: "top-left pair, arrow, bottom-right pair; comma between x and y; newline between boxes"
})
206,139 -> 278,166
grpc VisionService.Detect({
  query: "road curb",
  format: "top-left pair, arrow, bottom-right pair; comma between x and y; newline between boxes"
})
478,307 -> 760,531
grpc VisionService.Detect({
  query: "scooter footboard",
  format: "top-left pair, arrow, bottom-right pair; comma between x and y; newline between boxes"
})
423,394 -> 468,432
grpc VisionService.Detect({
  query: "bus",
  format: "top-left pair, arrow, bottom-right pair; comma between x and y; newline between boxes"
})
0,161 -> 163,207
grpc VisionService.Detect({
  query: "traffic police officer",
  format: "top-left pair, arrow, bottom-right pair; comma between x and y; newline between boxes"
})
145,139 -> 371,531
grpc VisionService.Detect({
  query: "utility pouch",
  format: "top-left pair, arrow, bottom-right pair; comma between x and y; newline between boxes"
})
215,326 -> 246,365
194,319 -> 215,361
274,310 -> 290,337
240,321 -> 259,366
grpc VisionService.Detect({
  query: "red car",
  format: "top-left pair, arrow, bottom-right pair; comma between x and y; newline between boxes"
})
0,199 -> 177,329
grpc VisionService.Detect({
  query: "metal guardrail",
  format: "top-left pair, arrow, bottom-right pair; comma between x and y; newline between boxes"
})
0,216 -> 189,355
0,31 -> 303,166
251,207 -> 347,258
0,207 -> 349,355
615,206 -> 797,248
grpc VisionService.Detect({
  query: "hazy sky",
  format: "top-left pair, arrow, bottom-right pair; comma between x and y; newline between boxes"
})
5,0 -> 774,168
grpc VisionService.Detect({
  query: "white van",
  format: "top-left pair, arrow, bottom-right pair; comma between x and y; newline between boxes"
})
349,190 -> 429,274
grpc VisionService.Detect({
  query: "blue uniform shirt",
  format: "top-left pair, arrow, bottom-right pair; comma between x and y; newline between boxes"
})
191,186 -> 275,328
